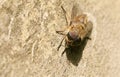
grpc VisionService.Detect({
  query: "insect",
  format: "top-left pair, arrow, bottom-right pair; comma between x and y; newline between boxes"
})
56,5 -> 93,56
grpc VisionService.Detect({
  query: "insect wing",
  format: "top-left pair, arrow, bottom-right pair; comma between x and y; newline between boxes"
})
71,4 -> 83,20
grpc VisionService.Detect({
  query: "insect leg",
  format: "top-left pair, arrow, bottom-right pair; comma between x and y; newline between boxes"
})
86,37 -> 91,40
61,50 -> 66,56
61,6 -> 70,25
57,36 -> 65,51
56,30 -> 66,35
61,44 -> 69,56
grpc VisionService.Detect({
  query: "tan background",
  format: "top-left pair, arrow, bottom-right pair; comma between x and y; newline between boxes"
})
0,0 -> 120,77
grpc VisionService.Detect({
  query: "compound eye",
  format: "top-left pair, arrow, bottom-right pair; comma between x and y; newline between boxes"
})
67,31 -> 78,41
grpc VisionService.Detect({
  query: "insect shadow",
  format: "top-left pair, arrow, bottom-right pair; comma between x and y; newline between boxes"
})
64,30 -> 92,66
